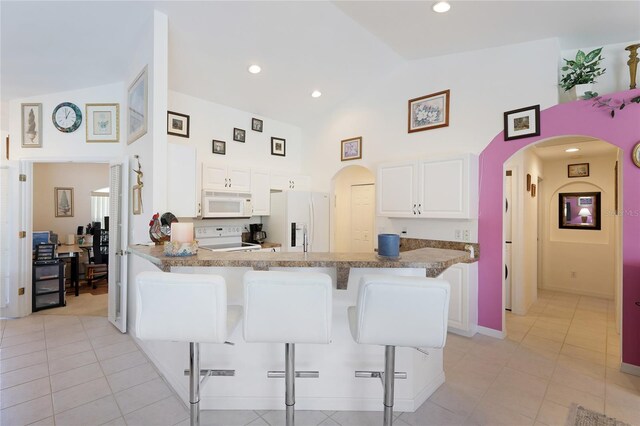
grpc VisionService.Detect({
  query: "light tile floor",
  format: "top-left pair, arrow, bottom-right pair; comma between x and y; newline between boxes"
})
1,290 -> 639,425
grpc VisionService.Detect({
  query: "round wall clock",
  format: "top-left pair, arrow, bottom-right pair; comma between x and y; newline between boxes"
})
633,142 -> 640,168
52,102 -> 82,133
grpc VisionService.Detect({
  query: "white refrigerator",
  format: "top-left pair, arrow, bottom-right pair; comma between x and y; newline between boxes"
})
264,191 -> 330,252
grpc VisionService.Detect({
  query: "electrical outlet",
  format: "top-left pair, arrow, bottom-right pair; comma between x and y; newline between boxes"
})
463,229 -> 470,241
454,229 -> 462,240
571,271 -> 577,279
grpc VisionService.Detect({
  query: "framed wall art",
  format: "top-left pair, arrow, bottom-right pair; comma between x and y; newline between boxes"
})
21,103 -> 43,148
252,118 -> 263,132
341,136 -> 362,161
127,65 -> 148,144
526,174 -> 531,192
55,187 -> 74,217
233,128 -> 246,142
167,111 -> 190,138
86,103 -> 119,142
271,137 -> 286,157
568,163 -> 589,178
408,89 -> 450,133
503,104 -> 540,141
212,140 -> 226,155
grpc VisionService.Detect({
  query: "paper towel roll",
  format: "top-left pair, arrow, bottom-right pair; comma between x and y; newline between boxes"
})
378,234 -> 400,257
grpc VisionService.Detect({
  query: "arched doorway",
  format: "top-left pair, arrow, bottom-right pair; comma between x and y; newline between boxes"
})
478,89 -> 640,370
330,165 -> 375,253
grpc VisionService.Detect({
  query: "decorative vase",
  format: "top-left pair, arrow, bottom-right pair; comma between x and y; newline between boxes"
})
568,83 -> 594,100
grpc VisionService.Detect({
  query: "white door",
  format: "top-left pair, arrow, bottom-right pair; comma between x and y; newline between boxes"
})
350,184 -> 375,253
108,159 -> 128,332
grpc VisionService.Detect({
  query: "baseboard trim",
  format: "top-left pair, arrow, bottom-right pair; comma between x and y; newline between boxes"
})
476,325 -> 506,339
540,285 -> 613,300
621,362 -> 640,377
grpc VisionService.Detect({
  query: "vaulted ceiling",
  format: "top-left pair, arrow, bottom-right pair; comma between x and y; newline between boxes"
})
2,1 -> 639,127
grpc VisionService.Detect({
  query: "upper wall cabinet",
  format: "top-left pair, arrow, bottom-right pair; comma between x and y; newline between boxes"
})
202,163 -> 251,193
251,169 -> 271,216
377,154 -> 478,219
168,143 -> 199,217
270,173 -> 311,192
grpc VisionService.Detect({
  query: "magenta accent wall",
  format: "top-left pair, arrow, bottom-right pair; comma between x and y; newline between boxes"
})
478,89 -> 640,366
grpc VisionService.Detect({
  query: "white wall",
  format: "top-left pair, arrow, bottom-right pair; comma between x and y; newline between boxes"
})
303,38 -> 560,243
559,40 -> 640,101
167,90 -> 304,203
506,148 -> 542,315
33,163 -> 109,238
541,151 -> 618,299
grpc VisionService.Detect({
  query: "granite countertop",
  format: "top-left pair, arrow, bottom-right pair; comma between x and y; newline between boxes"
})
128,244 -> 473,289
260,242 -> 281,249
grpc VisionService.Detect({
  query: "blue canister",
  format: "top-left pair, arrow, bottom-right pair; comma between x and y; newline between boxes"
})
378,234 -> 400,258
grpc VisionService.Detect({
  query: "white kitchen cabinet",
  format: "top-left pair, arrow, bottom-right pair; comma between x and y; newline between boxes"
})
202,163 -> 251,192
438,262 -> 478,337
270,172 -> 311,192
377,154 -> 478,219
251,169 -> 271,216
167,143 -> 199,217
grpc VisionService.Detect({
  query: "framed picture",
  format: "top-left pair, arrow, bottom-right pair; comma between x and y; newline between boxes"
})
633,142 -> 640,168
341,136 -> 362,161
251,118 -> 263,132
86,103 -> 119,143
526,174 -> 531,192
531,183 -> 536,197
568,163 -> 589,178
233,128 -> 246,142
212,140 -> 226,155
167,111 -> 190,138
559,192 -> 601,230
127,65 -> 148,144
55,187 -> 74,218
21,103 -> 43,148
271,137 -> 286,157
132,185 -> 142,215
503,105 -> 540,141
408,89 -> 450,133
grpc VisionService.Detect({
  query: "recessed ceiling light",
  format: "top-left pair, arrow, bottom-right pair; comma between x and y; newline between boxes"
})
565,148 -> 580,152
311,90 -> 322,98
248,65 -> 261,74
432,1 -> 451,13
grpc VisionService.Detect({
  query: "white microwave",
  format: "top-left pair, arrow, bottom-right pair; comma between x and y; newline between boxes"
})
202,191 -> 253,218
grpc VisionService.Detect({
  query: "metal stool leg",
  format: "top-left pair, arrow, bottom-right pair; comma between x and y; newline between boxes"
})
285,343 -> 295,426
190,342 -> 200,426
383,345 -> 395,426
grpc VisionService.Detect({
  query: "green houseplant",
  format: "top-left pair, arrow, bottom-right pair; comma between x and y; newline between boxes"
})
560,47 -> 605,99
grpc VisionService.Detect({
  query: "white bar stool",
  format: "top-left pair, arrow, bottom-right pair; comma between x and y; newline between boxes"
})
348,274 -> 450,426
243,270 -> 332,426
136,271 -> 242,426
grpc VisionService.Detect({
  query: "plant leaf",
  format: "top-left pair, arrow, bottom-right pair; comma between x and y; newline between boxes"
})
611,110 -> 615,118
576,50 -> 586,64
631,96 -> 640,103
585,48 -> 603,63
620,103 -> 626,110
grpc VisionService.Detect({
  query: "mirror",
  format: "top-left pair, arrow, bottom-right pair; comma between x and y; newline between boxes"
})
559,192 -> 601,230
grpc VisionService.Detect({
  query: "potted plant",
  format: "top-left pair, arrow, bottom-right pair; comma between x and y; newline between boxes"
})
560,47 -> 605,100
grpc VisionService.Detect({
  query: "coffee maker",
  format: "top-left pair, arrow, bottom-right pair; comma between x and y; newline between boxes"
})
250,224 -> 267,244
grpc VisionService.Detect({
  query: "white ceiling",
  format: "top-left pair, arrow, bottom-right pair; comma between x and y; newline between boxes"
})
2,1 -> 639,127
532,136 -> 619,160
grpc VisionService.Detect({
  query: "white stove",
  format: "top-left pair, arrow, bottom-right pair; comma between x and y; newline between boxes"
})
196,225 -> 261,252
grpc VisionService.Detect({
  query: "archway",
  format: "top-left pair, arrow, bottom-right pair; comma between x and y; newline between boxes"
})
330,165 -> 375,253
478,89 -> 640,370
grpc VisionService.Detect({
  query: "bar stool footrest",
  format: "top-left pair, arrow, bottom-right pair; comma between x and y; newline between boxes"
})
267,370 -> 319,378
183,369 -> 235,377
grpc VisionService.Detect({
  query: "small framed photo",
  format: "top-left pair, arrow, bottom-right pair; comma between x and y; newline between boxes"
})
531,183 -> 536,198
408,89 -> 450,133
526,174 -> 531,192
503,104 -> 540,141
568,163 -> 589,178
127,65 -> 148,144
251,118 -> 263,132
341,136 -> 362,161
233,128 -> 246,142
132,185 -> 142,215
271,137 -> 286,157
212,140 -> 226,155
167,111 -> 190,138
86,103 -> 119,143
578,196 -> 593,206
21,103 -> 43,148
55,187 -> 74,217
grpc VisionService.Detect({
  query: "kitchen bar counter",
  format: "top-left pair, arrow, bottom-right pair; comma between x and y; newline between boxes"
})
127,244 -> 472,289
